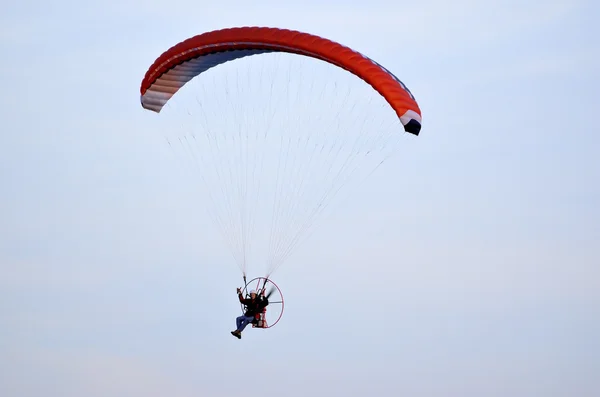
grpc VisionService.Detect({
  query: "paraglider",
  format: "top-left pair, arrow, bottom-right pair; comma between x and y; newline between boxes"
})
232,287 -> 268,339
139,26 -> 422,334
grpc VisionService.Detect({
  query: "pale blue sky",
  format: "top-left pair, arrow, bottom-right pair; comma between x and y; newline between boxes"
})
1,0 -> 599,396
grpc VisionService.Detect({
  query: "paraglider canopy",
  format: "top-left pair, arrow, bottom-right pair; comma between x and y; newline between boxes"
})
140,26 -> 422,135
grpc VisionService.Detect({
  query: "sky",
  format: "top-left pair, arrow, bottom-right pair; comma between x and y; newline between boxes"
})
1,0 -> 599,396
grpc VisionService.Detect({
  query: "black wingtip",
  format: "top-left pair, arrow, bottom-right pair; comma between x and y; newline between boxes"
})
404,119 -> 421,136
